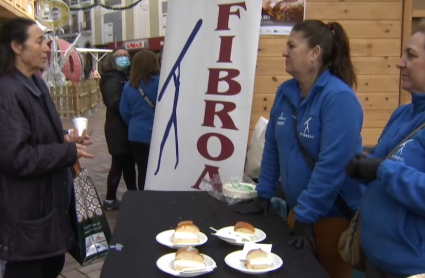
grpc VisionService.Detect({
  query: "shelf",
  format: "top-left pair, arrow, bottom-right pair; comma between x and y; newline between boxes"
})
413,10 -> 425,18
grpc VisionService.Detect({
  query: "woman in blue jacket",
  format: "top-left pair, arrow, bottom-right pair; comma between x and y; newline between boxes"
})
120,50 -> 160,190
346,21 -> 425,278
237,20 -> 364,278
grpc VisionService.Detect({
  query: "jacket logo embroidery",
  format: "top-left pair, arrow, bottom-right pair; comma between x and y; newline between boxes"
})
277,112 -> 285,126
392,139 -> 413,161
300,117 -> 314,139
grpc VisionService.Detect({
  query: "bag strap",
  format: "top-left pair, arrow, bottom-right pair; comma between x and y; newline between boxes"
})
291,107 -> 354,221
74,160 -> 82,176
138,86 -> 155,111
384,121 -> 425,159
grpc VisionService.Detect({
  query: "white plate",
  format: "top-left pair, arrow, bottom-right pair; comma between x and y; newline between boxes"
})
156,230 -> 208,249
214,226 -> 266,246
224,250 -> 283,274
156,253 -> 217,277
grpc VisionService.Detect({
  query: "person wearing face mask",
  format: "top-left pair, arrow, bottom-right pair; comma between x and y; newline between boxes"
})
120,50 -> 160,190
236,20 -> 363,278
100,48 -> 137,211
345,20 -> 425,278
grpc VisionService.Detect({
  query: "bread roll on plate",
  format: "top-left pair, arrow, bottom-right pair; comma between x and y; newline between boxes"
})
245,249 -> 273,270
174,247 -> 205,271
234,222 -> 255,237
173,221 -> 200,244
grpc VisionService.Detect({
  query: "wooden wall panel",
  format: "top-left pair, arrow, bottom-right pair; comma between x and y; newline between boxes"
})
307,2 -> 402,20
252,0 -> 404,148
258,38 -> 401,57
257,57 -> 400,75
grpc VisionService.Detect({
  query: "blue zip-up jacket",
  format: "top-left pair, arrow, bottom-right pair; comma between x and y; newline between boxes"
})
256,70 -> 364,224
360,93 -> 425,276
119,75 -> 159,144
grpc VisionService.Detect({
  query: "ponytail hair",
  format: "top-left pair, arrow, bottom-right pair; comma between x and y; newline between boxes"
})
292,20 -> 357,89
0,17 -> 35,77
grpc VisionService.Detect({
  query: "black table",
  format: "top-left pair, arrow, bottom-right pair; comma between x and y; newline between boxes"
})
100,191 -> 330,278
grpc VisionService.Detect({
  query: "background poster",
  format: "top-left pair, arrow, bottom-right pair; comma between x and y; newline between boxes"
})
145,0 -> 262,191
260,0 -> 305,35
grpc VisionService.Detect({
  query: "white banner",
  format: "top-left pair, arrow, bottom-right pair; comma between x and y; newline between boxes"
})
145,0 -> 262,191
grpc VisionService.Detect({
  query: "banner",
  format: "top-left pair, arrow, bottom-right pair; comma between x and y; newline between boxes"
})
145,0 -> 262,191
260,0 -> 305,35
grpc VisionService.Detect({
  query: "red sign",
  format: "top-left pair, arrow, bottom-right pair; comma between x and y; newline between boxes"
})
148,37 -> 165,50
124,40 -> 147,50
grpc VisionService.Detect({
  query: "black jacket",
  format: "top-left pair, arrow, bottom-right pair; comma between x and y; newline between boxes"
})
0,71 -> 78,261
100,70 -> 132,156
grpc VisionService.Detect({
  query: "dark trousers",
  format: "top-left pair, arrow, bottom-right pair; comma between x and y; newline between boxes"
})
130,142 -> 150,190
4,254 -> 65,278
106,155 -> 137,200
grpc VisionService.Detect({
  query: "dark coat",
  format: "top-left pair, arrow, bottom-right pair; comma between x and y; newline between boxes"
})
100,70 -> 132,156
0,71 -> 78,261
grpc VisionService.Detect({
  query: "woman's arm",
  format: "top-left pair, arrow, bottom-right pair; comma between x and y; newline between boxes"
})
255,89 -> 282,200
119,85 -> 131,125
378,160 -> 425,217
101,77 -> 124,114
0,90 -> 77,177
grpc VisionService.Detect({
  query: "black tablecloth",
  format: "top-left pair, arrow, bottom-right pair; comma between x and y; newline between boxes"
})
100,191 -> 330,278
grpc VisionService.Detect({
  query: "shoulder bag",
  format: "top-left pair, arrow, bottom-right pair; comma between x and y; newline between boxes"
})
138,86 -> 155,111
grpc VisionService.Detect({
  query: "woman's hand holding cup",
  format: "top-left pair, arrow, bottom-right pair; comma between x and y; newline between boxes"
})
66,128 -> 93,146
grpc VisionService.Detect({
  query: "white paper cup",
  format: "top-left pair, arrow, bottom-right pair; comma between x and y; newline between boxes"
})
72,117 -> 88,137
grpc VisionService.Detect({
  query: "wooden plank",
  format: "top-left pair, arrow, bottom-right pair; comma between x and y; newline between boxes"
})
256,57 -> 400,75
351,57 -> 400,75
400,0 -> 413,105
317,20 -> 402,38
254,75 -> 400,94
362,128 -> 384,146
363,109 -> 393,128
355,75 -> 400,92
412,10 -> 425,17
356,92 -> 400,110
251,92 -> 399,112
258,38 -> 400,57
350,39 -> 400,57
254,75 -> 291,94
252,94 -> 275,113
306,2 -> 402,20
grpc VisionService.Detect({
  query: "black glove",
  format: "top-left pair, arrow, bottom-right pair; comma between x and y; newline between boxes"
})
346,153 -> 383,181
235,197 -> 270,217
288,220 -> 316,251
345,153 -> 367,179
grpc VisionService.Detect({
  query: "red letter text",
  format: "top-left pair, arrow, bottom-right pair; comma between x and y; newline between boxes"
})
202,100 -> 238,130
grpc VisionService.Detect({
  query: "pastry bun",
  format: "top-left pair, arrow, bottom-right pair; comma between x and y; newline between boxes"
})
174,247 -> 205,271
245,249 -> 272,270
173,221 -> 200,244
234,221 -> 255,235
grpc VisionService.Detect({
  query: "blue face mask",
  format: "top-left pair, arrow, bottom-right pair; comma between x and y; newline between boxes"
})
116,56 -> 130,70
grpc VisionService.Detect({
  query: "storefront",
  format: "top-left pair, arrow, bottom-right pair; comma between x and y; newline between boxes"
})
106,36 -> 164,58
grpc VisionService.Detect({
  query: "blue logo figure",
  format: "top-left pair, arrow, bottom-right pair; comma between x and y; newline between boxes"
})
154,19 -> 203,175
